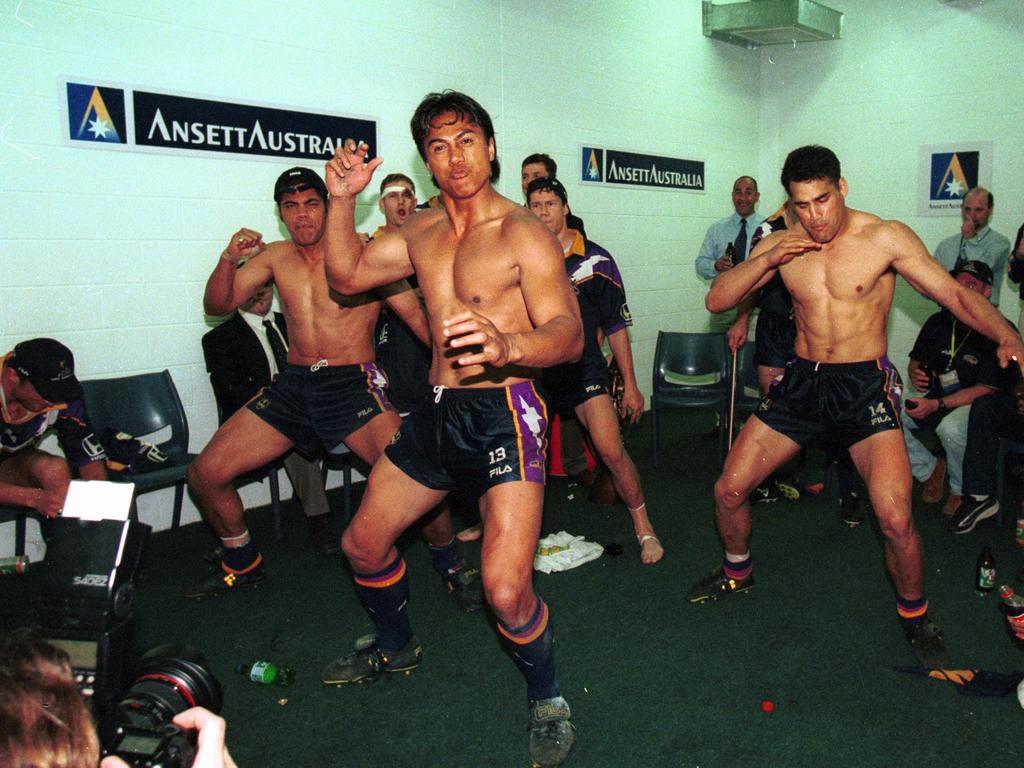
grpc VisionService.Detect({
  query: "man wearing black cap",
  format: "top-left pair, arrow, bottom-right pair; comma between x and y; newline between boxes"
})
527,177 -> 663,565
0,338 -> 107,518
901,260 -> 1014,530
187,167 -> 478,603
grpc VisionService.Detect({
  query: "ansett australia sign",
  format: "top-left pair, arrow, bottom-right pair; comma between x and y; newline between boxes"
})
581,146 -> 704,192
62,79 -> 376,162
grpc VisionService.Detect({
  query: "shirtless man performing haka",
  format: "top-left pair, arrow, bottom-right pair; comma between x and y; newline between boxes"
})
688,145 -> 1024,669
319,92 -> 583,768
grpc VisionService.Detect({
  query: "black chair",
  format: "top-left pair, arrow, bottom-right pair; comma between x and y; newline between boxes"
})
726,343 -> 763,444
995,437 -> 1024,527
82,370 -> 197,529
321,442 -> 354,522
650,331 -> 729,468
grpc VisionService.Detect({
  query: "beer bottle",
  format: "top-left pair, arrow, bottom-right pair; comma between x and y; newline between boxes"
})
975,546 -> 996,594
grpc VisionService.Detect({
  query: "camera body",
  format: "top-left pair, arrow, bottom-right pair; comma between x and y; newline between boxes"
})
99,644 -> 223,768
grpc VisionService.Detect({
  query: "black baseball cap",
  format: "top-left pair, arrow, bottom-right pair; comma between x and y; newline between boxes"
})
952,260 -> 994,286
9,338 -> 83,403
273,167 -> 328,204
526,176 -> 568,204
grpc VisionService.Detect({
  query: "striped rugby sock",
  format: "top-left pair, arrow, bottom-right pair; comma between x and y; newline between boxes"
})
353,554 -> 413,652
497,596 -> 559,702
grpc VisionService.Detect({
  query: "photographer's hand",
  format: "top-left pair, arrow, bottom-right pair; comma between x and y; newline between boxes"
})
173,707 -> 238,768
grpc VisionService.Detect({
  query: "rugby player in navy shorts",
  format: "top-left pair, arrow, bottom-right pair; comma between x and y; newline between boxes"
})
321,91 -> 583,768
688,145 -> 1024,670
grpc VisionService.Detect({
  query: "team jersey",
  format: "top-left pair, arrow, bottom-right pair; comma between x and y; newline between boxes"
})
543,230 -> 631,391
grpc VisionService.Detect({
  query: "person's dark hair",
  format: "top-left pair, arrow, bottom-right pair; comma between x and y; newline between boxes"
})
780,145 -> 841,192
380,173 -> 415,194
410,91 -> 500,182
526,176 -> 568,205
522,153 -> 557,177
0,631 -> 100,768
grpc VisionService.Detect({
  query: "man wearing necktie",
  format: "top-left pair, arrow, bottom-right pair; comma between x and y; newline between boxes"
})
932,187 -> 1010,307
695,176 -> 765,331
202,281 -> 336,556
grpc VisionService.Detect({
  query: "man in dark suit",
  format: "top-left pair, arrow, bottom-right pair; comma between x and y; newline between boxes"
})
202,281 -> 336,555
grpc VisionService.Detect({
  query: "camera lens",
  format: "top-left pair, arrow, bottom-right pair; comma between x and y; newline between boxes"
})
119,643 -> 224,724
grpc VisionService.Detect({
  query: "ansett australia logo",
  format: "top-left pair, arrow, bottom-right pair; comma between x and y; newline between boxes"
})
930,151 -> 978,201
582,147 -> 604,182
66,83 -> 126,144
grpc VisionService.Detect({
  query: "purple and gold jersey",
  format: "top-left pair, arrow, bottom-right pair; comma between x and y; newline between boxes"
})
1,398 -> 105,468
544,230 -> 631,391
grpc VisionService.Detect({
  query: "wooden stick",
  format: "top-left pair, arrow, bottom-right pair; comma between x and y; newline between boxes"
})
727,347 -> 738,451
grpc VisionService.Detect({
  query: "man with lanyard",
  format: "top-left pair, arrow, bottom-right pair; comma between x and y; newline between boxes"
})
932,187 -> 1010,305
901,260 -> 1012,531
0,338 -> 107,519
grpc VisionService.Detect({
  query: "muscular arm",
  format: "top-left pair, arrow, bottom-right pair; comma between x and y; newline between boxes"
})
707,232 -> 819,313
322,144 -> 415,294
204,230 -> 274,316
889,221 -> 1024,372
379,281 -> 431,347
444,220 -> 583,369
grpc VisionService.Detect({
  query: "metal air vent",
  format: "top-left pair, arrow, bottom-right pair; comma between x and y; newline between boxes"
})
702,0 -> 844,47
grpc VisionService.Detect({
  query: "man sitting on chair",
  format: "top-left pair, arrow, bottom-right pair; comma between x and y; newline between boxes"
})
0,338 -> 107,520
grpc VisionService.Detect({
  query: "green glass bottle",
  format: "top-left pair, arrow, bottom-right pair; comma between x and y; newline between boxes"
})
236,659 -> 294,686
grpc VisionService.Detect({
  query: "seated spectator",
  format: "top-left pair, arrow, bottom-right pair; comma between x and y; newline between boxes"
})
958,385 -> 1024,535
1,338 -> 107,520
901,261 -> 1012,530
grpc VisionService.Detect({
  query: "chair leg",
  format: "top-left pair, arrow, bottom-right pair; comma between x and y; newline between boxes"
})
652,406 -> 660,469
269,468 -> 283,541
15,513 -> 26,557
172,483 -> 184,529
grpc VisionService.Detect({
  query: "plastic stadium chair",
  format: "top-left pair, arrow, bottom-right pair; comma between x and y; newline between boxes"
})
728,343 -> 764,442
650,331 -> 729,468
995,437 -> 1024,527
82,370 -> 198,529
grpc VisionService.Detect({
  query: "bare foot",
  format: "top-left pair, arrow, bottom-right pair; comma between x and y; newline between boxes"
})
637,534 -> 664,565
456,523 -> 482,543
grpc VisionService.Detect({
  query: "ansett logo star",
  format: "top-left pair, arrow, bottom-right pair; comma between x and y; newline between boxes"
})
930,151 -> 978,201
582,146 -> 603,182
66,82 -> 126,143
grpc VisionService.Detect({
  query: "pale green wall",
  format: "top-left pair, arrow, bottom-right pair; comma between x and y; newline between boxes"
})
2,0 -> 1020,530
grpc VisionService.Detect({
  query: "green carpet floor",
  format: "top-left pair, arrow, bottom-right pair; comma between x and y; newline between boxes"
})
76,412 -> 1024,765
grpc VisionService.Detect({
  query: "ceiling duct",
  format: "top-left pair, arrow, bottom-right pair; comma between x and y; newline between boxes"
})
702,0 -> 844,47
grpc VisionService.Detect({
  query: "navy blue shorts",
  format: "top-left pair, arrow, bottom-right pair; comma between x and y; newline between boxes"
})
543,371 -> 611,417
247,362 -> 394,457
754,311 -> 797,369
754,357 -> 904,450
385,382 -> 549,502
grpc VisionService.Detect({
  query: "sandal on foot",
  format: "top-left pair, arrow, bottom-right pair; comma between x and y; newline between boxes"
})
637,534 -> 664,565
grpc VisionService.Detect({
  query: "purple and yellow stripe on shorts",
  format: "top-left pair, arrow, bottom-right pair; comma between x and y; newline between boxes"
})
505,381 -> 549,486
353,557 -> 406,589
360,362 -> 396,413
876,355 -> 903,423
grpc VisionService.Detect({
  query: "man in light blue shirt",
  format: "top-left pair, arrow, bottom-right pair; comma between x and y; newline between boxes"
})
695,176 -> 766,330
932,187 -> 1010,306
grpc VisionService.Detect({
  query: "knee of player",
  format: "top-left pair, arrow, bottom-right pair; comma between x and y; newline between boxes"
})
714,476 -> 748,507
875,504 -> 914,539
185,458 -> 221,493
482,579 -> 528,618
35,453 -> 71,489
